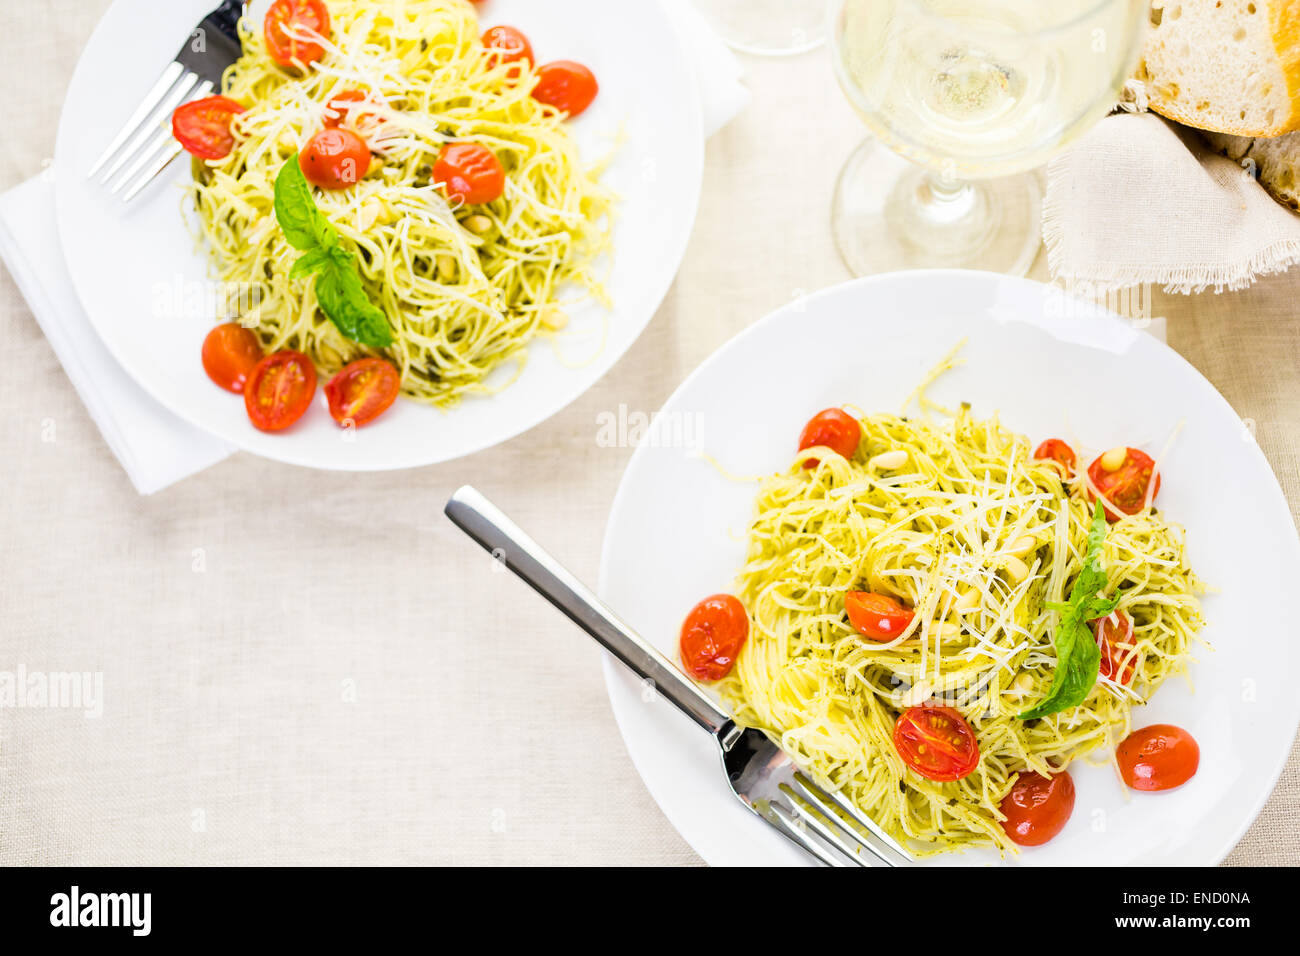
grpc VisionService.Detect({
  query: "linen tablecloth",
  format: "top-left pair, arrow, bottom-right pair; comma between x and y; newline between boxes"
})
1,0 -> 1296,865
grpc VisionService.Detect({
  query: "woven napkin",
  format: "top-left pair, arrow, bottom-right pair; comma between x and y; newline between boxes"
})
1043,111 -> 1300,294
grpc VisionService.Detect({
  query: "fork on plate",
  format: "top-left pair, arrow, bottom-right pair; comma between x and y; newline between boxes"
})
444,485 -> 913,867
88,0 -> 245,202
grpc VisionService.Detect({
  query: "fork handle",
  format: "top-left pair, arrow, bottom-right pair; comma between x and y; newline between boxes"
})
445,486 -> 735,739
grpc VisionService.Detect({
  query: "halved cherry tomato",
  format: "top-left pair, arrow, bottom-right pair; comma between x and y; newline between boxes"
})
1000,770 -> 1075,847
531,60 -> 599,117
845,591 -> 914,642
797,408 -> 861,469
265,0 -> 331,70
300,128 -> 371,190
433,142 -> 505,205
323,89 -> 385,132
324,358 -> 401,427
680,594 -> 748,682
1093,610 -> 1136,686
481,25 -> 533,68
1034,438 -> 1076,475
1117,724 -> 1199,792
244,351 -> 317,432
202,322 -> 263,393
893,705 -> 980,782
172,96 -> 245,160
1088,446 -> 1161,521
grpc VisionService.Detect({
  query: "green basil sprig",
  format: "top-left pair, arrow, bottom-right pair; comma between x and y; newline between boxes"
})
1017,501 -> 1122,720
273,155 -> 393,349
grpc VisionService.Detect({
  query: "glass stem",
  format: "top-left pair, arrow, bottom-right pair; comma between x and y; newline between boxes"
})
917,173 -> 979,224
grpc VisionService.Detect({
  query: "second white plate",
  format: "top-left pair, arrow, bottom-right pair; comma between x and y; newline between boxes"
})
598,270 -> 1300,866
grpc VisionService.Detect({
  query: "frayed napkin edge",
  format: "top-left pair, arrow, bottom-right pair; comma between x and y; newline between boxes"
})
1043,147 -> 1300,295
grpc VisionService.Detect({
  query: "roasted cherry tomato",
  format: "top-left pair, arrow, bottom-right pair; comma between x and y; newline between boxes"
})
1088,446 -> 1161,520
201,322 -> 263,393
265,0 -> 331,70
322,89 -> 385,132
999,770 -> 1076,847
300,128 -> 371,190
433,142 -> 505,205
1034,438 -> 1076,475
845,591 -> 914,642
1117,724 -> 1199,792
797,408 -> 861,469
324,358 -> 401,427
531,60 -> 599,117
244,350 -> 317,432
481,25 -> 533,67
1093,610 -> 1136,686
893,705 -> 980,782
680,594 -> 748,682
172,96 -> 245,160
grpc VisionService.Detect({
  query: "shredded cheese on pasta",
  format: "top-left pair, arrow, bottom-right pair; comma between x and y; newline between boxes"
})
719,357 -> 1207,854
190,0 -> 614,406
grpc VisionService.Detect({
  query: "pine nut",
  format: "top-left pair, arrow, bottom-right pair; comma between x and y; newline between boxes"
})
869,450 -> 909,471
435,253 -> 457,282
463,214 -> 493,235
1006,672 -> 1035,697
934,620 -> 961,638
1100,446 -> 1128,471
538,306 -> 568,331
1002,555 -> 1031,584
954,588 -> 981,612
1006,535 -> 1037,557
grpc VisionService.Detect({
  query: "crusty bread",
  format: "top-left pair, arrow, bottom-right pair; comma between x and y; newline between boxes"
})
1203,129 -> 1300,208
1138,0 -> 1300,137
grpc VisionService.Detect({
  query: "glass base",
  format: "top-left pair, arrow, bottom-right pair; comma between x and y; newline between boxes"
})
691,0 -> 826,56
831,137 -> 1043,277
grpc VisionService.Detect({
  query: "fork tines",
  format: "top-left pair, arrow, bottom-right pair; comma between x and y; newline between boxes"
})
87,62 -> 214,202
764,772 -> 913,867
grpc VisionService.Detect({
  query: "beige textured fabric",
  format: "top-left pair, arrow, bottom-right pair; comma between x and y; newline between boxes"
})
1044,113 -> 1300,294
0,1 -> 1296,866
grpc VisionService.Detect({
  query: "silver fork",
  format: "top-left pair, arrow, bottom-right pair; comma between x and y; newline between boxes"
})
444,486 -> 913,867
88,0 -> 246,202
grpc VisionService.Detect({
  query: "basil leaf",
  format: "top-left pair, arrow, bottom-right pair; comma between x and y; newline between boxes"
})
315,249 -> 393,349
1018,502 -> 1116,720
273,154 -> 329,251
273,156 -> 391,349
289,246 -> 331,281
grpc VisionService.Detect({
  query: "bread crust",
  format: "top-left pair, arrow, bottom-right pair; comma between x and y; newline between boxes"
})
1147,0 -> 1300,137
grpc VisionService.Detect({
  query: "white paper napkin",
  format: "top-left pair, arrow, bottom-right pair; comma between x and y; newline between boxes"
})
0,173 -> 237,495
0,7 -> 749,495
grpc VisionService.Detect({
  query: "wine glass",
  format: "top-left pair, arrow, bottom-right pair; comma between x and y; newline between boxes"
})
830,0 -> 1148,276
693,0 -> 826,56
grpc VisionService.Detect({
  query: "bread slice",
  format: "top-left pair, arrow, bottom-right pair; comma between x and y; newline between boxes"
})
1138,0 -> 1300,136
1202,129 -> 1300,208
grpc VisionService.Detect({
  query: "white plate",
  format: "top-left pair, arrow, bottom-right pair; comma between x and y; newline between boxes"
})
598,270 -> 1300,866
53,0 -> 702,470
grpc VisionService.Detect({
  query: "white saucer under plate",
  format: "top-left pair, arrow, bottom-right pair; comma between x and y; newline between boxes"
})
598,270 -> 1300,866
54,0 -> 703,470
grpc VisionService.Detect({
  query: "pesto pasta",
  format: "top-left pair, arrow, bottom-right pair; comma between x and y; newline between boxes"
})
717,356 -> 1207,854
190,0 -> 614,408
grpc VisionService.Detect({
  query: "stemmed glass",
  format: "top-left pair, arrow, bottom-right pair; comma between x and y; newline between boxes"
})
694,0 -> 826,56
829,0 -> 1149,276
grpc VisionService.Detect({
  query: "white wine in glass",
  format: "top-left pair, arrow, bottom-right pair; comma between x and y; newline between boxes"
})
694,0 -> 826,56
830,0 -> 1148,276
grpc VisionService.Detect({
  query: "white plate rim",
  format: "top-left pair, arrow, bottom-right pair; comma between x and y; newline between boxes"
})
596,268 -> 1300,867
